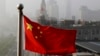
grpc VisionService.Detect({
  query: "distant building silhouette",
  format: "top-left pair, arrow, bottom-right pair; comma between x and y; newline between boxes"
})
41,0 -> 48,18
74,24 -> 100,41
66,0 -> 71,19
80,6 -> 100,21
46,0 -> 59,19
37,2 -> 100,41
38,0 -> 50,25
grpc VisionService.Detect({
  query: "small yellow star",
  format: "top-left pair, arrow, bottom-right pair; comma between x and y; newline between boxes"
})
26,23 -> 33,31
35,36 -> 38,39
40,31 -> 43,34
37,26 -> 40,29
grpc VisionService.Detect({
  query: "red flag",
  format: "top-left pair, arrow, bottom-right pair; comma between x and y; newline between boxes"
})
24,15 -> 77,55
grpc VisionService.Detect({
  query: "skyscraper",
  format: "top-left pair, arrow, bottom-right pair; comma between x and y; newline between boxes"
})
38,0 -> 50,25
66,0 -> 71,19
40,0 -> 48,19
80,6 -> 100,21
47,0 -> 59,19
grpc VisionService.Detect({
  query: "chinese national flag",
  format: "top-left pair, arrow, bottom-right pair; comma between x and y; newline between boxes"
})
24,15 -> 77,55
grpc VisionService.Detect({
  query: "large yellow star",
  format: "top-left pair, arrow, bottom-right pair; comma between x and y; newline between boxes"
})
26,23 -> 33,31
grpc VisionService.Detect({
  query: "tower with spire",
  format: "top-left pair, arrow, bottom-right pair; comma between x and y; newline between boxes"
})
40,0 -> 48,19
38,0 -> 50,25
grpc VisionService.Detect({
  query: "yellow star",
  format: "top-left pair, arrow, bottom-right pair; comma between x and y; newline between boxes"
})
26,23 -> 33,31
35,36 -> 38,39
40,31 -> 43,34
37,26 -> 40,29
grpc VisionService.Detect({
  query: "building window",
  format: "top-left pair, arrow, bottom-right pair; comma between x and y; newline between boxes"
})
78,31 -> 81,35
83,30 -> 89,35
92,30 -> 95,35
96,29 -> 100,34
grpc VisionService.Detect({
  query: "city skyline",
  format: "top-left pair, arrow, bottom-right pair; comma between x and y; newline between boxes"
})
46,0 -> 59,19
0,0 -> 100,56
5,0 -> 100,19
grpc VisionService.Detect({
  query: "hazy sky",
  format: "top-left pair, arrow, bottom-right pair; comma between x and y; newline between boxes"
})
0,0 -> 100,35
5,0 -> 100,19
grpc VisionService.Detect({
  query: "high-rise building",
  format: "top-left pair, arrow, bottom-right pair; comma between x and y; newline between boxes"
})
80,6 -> 100,21
38,0 -> 50,25
40,0 -> 48,19
46,0 -> 59,19
66,0 -> 71,19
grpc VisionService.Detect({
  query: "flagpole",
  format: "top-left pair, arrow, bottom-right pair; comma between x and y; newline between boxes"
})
17,3 -> 24,56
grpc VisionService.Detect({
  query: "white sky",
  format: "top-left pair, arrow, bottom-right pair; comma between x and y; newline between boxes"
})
6,0 -> 100,19
0,0 -> 100,34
